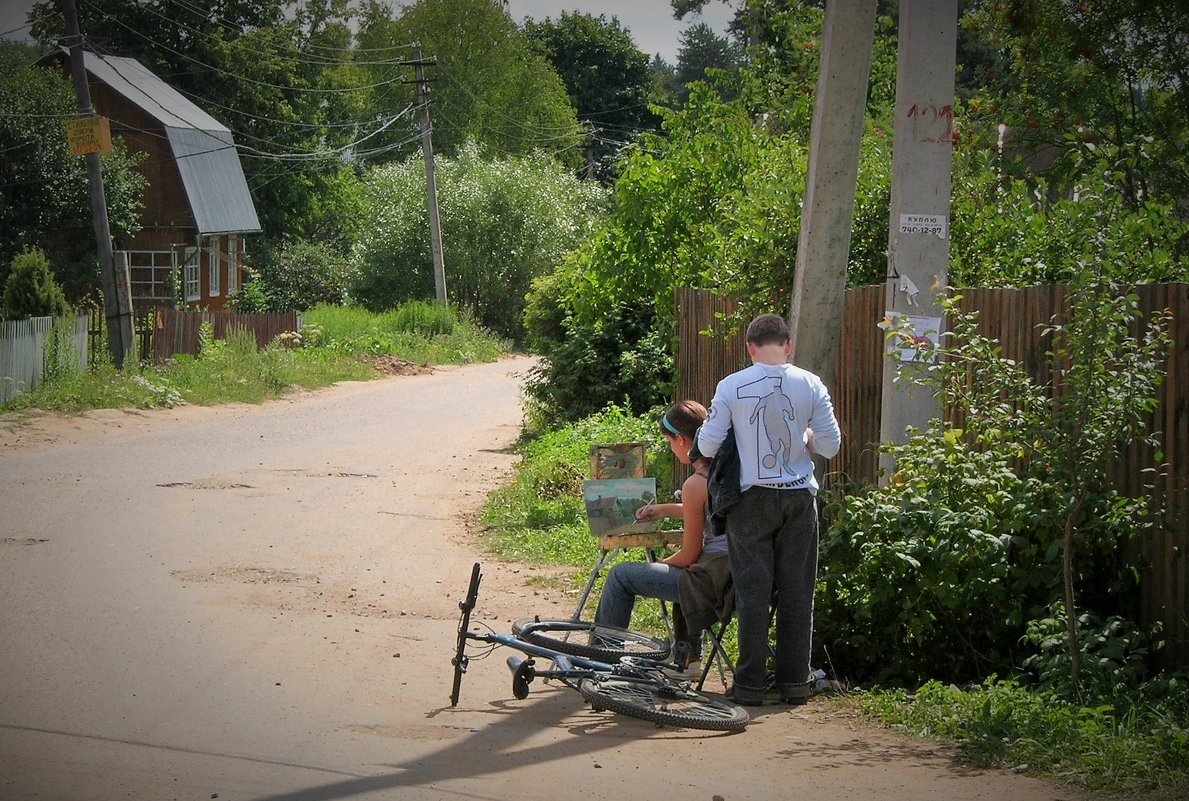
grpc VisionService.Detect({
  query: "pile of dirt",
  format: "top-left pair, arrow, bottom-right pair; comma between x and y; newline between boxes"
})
367,355 -> 434,376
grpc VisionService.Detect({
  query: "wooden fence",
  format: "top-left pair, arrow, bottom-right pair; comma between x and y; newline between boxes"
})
676,284 -> 1189,669
86,312 -> 154,366
150,309 -> 301,361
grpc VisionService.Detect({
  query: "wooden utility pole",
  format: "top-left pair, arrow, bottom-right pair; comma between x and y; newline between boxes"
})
59,0 -> 133,366
788,0 -> 878,391
878,0 -> 958,479
414,45 -> 447,303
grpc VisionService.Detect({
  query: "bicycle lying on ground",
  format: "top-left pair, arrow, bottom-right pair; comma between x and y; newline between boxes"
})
448,562 -> 749,732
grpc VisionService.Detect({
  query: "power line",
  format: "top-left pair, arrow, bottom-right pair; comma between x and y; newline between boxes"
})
92,9 -> 416,96
83,39 -> 423,162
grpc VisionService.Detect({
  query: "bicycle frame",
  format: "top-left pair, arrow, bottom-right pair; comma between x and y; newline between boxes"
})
451,563 -> 682,706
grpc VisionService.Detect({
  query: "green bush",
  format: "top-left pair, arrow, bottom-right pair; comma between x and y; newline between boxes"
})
522,292 -> 674,430
817,439 -> 1045,685
350,139 -> 605,342
3,248 -> 70,319
818,276 -> 1171,691
237,239 -> 356,312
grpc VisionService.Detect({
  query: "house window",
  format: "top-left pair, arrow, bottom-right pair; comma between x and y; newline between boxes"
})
183,247 -> 200,302
226,234 -> 239,294
127,250 -> 174,306
208,235 -> 220,296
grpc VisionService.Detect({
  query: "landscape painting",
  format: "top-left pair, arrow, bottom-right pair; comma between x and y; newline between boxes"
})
583,478 -> 658,536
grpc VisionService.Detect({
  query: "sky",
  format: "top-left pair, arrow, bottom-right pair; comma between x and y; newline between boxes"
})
0,1 -> 736,65
0,0 -> 36,41
504,1 -> 734,64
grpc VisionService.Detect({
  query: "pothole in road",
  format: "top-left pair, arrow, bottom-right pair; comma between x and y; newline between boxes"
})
171,566 -> 320,585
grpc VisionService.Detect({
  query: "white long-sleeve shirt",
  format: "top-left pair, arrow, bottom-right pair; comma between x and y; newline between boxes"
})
697,362 -> 841,494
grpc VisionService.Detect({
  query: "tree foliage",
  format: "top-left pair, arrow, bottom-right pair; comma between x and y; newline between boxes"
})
0,43 -> 145,301
376,0 -> 583,169
351,139 -> 605,341
949,144 -> 1189,286
522,11 -> 659,182
238,239 -> 358,313
3,248 -> 71,320
670,22 -> 746,103
963,0 -> 1189,212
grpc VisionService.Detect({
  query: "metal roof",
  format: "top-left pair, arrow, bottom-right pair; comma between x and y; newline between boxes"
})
55,49 -> 261,235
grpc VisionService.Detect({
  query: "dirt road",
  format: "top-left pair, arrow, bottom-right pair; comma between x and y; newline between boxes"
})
0,356 -> 1074,801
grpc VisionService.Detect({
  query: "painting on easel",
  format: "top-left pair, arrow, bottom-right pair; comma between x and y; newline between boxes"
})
583,478 -> 658,536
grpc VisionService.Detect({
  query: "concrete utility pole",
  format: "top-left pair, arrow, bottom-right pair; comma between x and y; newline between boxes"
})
414,45 -> 447,303
878,0 -> 958,479
59,0 -> 133,367
788,0 -> 878,392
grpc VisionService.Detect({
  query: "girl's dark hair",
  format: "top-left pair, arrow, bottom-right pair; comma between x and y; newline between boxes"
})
661,399 -> 707,440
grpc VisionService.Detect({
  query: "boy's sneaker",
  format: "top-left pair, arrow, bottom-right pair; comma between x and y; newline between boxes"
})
724,685 -> 765,707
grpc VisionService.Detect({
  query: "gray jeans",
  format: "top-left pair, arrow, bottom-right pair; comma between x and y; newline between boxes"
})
724,487 -> 818,702
593,560 -> 681,630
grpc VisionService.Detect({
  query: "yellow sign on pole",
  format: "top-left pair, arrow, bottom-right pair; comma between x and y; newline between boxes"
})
66,115 -> 113,155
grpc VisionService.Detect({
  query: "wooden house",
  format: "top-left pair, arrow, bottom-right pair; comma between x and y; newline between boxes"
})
40,48 -> 261,313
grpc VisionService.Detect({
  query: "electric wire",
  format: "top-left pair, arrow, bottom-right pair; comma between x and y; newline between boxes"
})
83,37 -> 424,162
94,8 -> 414,96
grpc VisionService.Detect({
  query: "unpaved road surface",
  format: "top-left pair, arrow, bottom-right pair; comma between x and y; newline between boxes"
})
0,356 -> 1074,801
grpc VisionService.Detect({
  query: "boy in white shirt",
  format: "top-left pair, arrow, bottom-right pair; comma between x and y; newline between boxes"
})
695,313 -> 841,705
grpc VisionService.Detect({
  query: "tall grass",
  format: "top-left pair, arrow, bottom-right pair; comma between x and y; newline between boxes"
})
0,302 -> 507,413
302,301 -> 507,364
858,678 -> 1189,800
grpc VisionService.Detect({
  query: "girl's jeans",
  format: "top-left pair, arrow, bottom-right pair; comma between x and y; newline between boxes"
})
594,560 -> 680,629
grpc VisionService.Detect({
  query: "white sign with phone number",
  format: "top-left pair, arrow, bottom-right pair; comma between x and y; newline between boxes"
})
899,213 -> 948,239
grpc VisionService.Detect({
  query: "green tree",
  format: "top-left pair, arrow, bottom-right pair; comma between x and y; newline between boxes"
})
385,0 -> 583,168
351,139 -> 605,340
523,83 -> 810,425
963,0 -> 1189,212
522,12 -> 659,182
672,22 -> 746,103
3,248 -> 71,319
242,239 -> 357,312
948,145 -> 1189,287
550,83 -> 807,328
0,43 -> 145,301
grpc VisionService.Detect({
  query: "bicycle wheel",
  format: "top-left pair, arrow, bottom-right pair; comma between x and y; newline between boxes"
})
512,618 -> 669,662
578,676 -> 749,732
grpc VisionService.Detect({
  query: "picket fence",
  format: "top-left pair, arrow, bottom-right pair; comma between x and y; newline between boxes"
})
0,315 -> 88,405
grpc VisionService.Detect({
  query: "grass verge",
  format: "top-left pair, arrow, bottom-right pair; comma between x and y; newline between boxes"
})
1,302 -> 508,414
857,677 -> 1188,800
